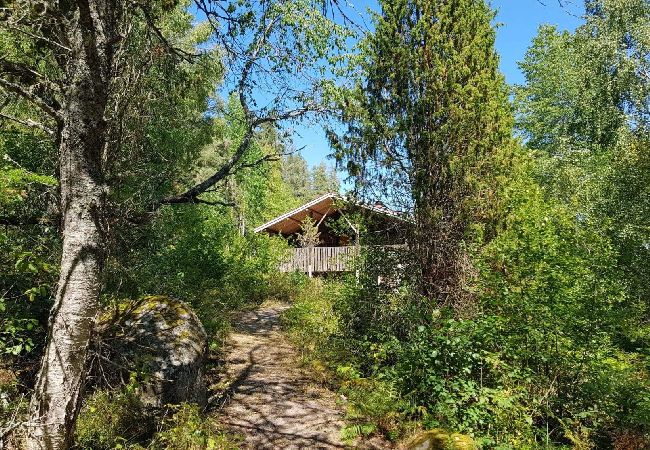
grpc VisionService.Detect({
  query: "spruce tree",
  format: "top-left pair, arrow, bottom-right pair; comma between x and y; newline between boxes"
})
333,0 -> 514,308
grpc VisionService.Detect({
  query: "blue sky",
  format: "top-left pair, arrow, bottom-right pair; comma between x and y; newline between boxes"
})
292,0 -> 584,169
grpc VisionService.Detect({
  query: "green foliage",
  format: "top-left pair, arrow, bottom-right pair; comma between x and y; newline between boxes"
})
75,384 -> 153,450
107,4 -> 222,214
75,388 -> 238,450
515,0 -> 650,331
510,1 -> 650,445
148,404 -> 240,450
3,0 -> 648,448
281,154 -> 340,204
286,164 -> 650,447
104,202 -> 293,351
284,277 -> 414,441
283,278 -> 340,360
0,0 -> 218,361
296,216 -> 321,248
339,372 -> 409,441
0,165 -> 57,357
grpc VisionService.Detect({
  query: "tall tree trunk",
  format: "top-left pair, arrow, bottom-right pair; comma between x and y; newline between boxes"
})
26,2 -> 114,448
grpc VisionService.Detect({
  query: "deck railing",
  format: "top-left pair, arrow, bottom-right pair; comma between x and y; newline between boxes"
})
279,245 -> 407,275
279,246 -> 359,274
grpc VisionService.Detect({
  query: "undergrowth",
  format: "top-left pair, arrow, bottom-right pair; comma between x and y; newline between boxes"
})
282,278 -> 418,443
283,259 -> 650,449
74,387 -> 240,450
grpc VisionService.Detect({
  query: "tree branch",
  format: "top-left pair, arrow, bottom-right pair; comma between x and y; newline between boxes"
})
155,126 -> 256,208
154,12 -> 284,209
0,112 -> 55,135
193,198 -> 236,207
0,215 -> 51,226
230,146 -> 300,175
0,57 -> 61,93
0,77 -> 61,122
1,21 -> 72,52
153,102 -> 325,210
151,1 -> 333,211
134,1 -> 201,63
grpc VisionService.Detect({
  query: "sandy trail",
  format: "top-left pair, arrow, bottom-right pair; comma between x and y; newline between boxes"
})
211,302 -> 349,449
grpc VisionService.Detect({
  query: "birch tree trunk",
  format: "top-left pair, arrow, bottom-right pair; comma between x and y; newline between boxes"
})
26,2 -> 116,448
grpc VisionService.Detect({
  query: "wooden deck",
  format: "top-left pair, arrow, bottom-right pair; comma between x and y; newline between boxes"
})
279,246 -> 359,274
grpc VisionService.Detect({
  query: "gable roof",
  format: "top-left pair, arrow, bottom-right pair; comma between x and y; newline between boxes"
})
254,192 -> 406,235
254,192 -> 340,235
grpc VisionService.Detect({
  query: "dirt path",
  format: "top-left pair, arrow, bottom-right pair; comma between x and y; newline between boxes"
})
210,302 -> 349,449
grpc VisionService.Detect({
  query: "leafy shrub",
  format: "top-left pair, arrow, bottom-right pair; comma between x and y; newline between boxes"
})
0,367 -> 27,445
0,162 -> 58,359
396,316 -> 540,448
75,388 -> 238,450
75,385 -> 153,450
337,366 -> 411,441
283,278 -> 340,361
102,204 -> 297,353
285,181 -> 650,448
284,277 -> 415,441
149,403 -> 239,450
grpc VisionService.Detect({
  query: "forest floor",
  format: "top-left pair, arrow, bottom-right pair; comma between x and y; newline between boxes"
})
207,300 -> 357,449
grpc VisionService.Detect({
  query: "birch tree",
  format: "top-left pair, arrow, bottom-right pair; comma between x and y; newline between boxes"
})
0,0 -> 346,448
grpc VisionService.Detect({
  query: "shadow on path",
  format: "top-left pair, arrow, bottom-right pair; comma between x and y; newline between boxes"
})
210,302 -> 349,449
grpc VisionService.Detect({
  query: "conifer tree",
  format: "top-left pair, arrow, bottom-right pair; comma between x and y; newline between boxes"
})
332,0 -> 514,308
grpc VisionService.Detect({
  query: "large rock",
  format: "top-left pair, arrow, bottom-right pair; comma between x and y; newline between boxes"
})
94,295 -> 208,408
405,429 -> 476,450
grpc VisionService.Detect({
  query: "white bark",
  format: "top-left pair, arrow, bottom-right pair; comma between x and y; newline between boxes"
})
26,2 -> 115,448
26,177 -> 105,449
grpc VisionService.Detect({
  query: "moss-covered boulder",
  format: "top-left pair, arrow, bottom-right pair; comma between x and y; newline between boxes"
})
94,296 -> 208,408
405,429 -> 476,450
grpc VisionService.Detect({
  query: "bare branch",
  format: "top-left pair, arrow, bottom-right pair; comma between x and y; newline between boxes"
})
230,145 -> 300,175
1,21 -> 72,52
0,57 -> 61,92
194,0 -> 248,29
0,215 -> 52,226
134,1 -> 201,63
154,102 -> 324,209
253,105 -> 329,126
237,12 -> 281,121
155,125 -> 256,207
0,112 -> 55,135
194,198 -> 236,207
0,78 -> 61,121
154,8 -> 308,209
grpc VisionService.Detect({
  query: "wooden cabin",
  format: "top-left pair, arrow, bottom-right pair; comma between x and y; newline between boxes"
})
254,193 -> 407,275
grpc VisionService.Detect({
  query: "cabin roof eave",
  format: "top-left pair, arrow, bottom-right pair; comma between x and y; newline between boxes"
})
253,192 -> 341,234
254,192 -> 411,235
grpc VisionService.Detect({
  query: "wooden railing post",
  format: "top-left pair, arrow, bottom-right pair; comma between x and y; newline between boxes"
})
308,247 -> 313,278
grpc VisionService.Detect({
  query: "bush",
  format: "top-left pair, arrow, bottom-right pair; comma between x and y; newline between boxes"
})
282,278 -> 340,361
149,404 -> 240,450
337,366 -> 411,441
102,204 -> 298,353
283,276 -> 416,441
75,386 -> 153,450
284,186 -> 650,448
75,388 -> 238,450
